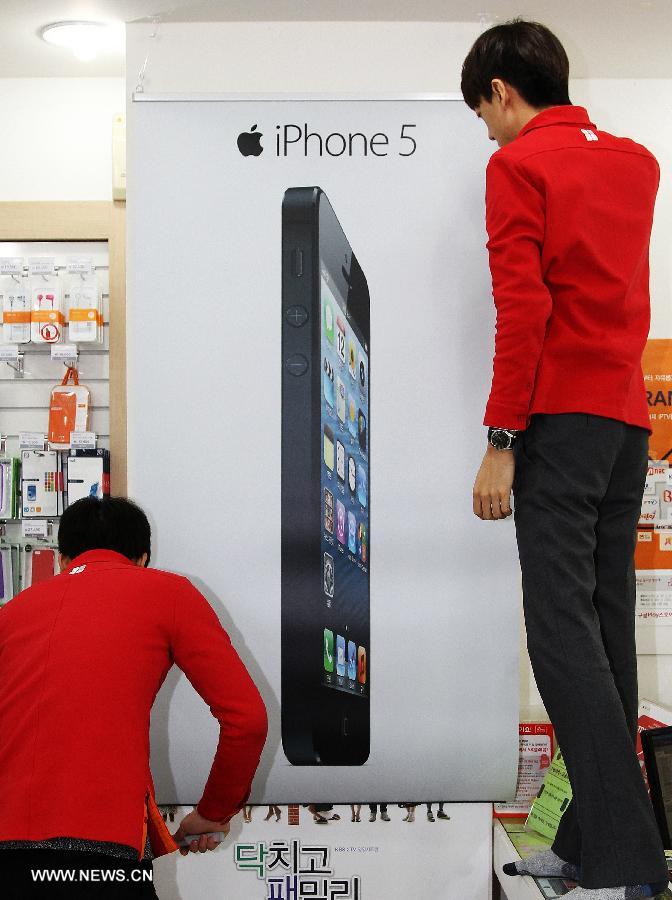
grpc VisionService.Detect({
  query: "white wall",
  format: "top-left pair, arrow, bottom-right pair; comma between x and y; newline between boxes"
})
571,80 -> 672,339
0,78 -> 124,200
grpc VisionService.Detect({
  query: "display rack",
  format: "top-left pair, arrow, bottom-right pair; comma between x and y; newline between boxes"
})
0,202 -> 125,600
0,202 -> 126,491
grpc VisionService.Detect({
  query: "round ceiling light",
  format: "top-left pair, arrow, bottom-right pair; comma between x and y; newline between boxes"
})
40,21 -> 123,62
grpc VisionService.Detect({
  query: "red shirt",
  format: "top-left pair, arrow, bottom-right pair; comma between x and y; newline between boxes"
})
483,105 -> 659,432
0,550 -> 268,859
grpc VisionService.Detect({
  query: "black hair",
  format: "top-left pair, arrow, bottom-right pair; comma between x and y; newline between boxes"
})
58,496 -> 151,564
461,19 -> 571,110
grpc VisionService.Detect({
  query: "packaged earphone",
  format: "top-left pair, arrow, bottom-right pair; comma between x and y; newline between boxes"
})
31,278 -> 64,344
67,276 -> 102,344
1,274 -> 31,344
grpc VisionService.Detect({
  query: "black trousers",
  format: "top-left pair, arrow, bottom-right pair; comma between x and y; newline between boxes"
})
512,413 -> 669,889
0,849 -> 158,899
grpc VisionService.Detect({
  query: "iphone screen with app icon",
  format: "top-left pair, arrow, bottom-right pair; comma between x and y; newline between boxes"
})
320,268 -> 369,701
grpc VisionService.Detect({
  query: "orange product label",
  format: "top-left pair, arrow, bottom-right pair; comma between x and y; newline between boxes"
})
635,527 -> 672,571
3,310 -> 31,324
32,310 -> 65,324
69,308 -> 102,324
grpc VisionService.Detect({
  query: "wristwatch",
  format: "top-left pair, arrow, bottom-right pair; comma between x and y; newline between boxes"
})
488,426 -> 519,450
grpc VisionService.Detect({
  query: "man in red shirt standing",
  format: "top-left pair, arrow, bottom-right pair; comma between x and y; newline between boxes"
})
462,20 -> 669,900
0,497 -> 268,898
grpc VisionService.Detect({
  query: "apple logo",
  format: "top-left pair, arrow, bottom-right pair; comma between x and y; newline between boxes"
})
237,124 -> 263,157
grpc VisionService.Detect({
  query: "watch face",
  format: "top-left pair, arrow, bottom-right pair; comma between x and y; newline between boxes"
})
491,429 -> 511,450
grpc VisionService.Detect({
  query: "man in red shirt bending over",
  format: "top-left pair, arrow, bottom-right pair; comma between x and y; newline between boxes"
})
0,497 -> 268,899
463,20 -> 668,900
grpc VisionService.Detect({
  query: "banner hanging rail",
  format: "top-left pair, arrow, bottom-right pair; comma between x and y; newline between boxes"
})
132,91 -> 464,103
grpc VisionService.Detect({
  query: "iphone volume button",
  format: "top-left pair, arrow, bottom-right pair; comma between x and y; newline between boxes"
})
285,354 -> 309,377
285,305 -> 308,328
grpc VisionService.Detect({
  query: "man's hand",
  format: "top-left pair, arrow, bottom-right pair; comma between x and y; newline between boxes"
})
173,809 -> 231,856
473,443 -> 515,520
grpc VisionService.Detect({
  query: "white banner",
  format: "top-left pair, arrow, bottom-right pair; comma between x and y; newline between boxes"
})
129,97 -> 519,802
153,803 -> 492,900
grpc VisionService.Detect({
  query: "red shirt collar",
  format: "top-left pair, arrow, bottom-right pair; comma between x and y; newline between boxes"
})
518,105 -> 595,138
68,549 -> 136,569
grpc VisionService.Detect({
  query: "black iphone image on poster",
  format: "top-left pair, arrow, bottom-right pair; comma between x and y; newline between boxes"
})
281,187 -> 370,766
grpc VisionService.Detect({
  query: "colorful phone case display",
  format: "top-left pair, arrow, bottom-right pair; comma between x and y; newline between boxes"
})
66,449 -> 110,505
20,450 -> 63,518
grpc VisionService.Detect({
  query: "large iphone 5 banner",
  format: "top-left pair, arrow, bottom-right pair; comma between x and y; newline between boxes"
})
128,97 -> 520,803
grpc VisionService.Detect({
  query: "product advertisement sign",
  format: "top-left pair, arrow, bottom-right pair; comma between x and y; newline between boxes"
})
128,97 -> 520,803
494,723 -> 554,818
637,339 -> 672,645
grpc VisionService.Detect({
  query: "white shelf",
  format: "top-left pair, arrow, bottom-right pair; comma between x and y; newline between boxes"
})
493,819 -> 546,900
494,819 -> 672,900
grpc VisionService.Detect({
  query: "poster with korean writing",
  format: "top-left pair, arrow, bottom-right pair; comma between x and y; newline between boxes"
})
152,803 -> 491,900
636,339 -> 672,651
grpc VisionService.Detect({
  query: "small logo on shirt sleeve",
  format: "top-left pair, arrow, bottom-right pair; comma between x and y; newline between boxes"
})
70,565 -> 86,575
581,129 -> 599,142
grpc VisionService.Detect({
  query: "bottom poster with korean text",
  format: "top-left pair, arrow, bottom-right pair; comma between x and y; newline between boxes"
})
152,803 -> 492,900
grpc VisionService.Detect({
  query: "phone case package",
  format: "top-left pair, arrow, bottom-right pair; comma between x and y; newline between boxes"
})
31,279 -> 64,344
0,545 -> 13,604
0,457 -> 20,519
22,546 -> 58,589
10,543 -> 20,595
1,278 -> 31,344
48,367 -> 91,448
67,278 -> 103,344
21,450 -> 63,517
66,448 -> 110,506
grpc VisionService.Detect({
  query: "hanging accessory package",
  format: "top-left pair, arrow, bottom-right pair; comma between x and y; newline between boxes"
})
66,260 -> 103,344
20,449 -> 63,518
48,366 -> 91,449
29,258 -> 63,345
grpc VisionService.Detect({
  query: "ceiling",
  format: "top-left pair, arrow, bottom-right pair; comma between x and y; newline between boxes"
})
0,0 -> 669,79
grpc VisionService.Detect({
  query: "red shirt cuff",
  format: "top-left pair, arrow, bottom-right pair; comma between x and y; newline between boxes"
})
483,402 -> 529,431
